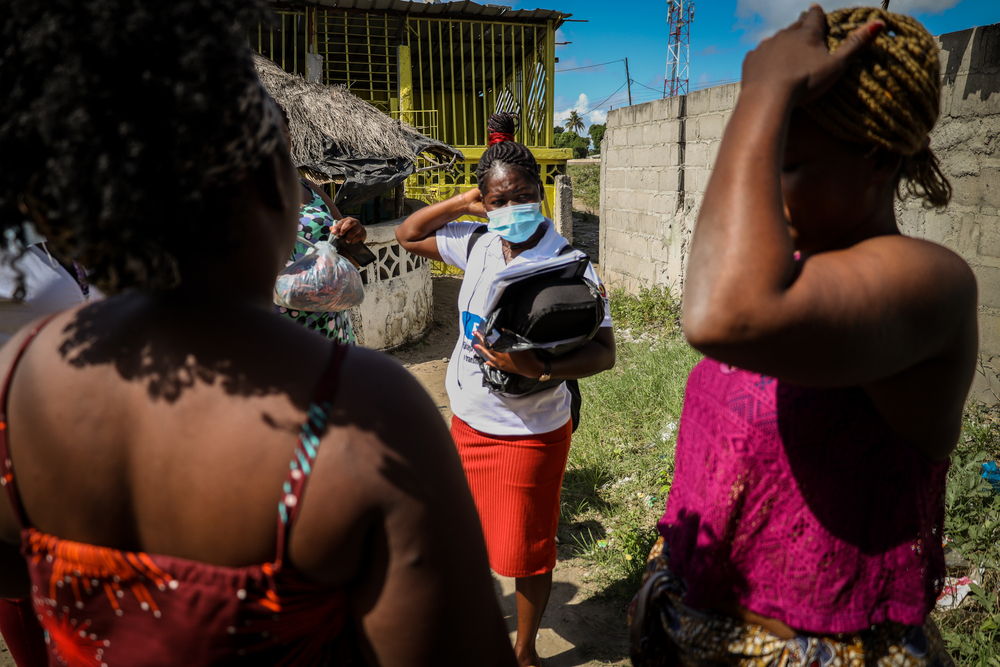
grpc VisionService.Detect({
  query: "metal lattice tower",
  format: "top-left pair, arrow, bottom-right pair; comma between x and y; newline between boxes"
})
663,0 -> 694,98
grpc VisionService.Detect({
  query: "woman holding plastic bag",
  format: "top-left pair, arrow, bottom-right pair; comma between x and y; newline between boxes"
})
274,110 -> 367,344
396,113 -> 616,667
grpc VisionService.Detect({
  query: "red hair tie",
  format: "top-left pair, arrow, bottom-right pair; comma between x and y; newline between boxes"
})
488,131 -> 515,146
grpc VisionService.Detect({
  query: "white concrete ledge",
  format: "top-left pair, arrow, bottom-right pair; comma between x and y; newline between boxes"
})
349,218 -> 432,351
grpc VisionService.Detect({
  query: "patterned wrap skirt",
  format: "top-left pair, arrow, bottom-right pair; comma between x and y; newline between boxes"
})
628,537 -> 954,666
450,416 -> 572,578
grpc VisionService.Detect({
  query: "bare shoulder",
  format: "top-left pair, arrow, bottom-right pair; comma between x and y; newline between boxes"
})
335,346 -> 453,458
287,345 -> 467,583
856,236 -> 979,458
857,234 -> 977,298
325,345 -> 462,506
293,346 -> 511,665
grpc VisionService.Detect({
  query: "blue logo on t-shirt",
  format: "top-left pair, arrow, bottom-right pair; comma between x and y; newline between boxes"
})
461,311 -> 484,340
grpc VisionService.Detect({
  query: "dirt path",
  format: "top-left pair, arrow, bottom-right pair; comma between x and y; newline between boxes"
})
390,275 -> 629,667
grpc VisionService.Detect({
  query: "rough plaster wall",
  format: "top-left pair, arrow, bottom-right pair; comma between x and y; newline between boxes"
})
352,221 -> 433,351
553,174 -> 574,244
600,23 -> 999,401
897,24 -> 1000,401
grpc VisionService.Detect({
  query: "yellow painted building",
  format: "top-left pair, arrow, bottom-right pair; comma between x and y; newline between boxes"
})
257,0 -> 573,219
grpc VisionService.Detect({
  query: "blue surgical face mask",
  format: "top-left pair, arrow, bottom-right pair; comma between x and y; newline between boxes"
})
486,202 -> 545,244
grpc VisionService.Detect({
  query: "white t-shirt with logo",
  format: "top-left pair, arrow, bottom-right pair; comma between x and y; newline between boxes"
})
436,219 -> 612,436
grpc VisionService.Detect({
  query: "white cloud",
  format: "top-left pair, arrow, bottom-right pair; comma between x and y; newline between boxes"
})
554,93 -> 590,125
588,109 -> 608,125
736,0 -> 961,40
554,93 -> 609,132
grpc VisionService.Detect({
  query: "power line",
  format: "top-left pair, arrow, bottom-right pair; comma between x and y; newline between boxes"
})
629,76 -> 740,97
555,58 -> 625,73
630,78 -> 663,94
585,82 -> 628,113
690,78 -> 739,90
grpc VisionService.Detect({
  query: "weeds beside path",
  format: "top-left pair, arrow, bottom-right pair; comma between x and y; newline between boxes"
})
561,288 -> 699,601
934,402 -> 1000,664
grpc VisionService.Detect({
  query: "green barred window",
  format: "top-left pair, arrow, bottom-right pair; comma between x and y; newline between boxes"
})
253,1 -> 572,222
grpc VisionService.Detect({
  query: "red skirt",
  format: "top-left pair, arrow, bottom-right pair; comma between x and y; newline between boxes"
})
451,416 -> 572,577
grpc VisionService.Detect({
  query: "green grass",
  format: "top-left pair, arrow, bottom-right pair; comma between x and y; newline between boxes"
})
561,288 -> 699,597
568,289 -> 1000,662
933,401 -> 1000,665
609,286 -> 681,335
568,163 -> 600,213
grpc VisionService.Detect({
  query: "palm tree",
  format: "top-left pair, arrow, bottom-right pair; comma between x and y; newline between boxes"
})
564,110 -> 585,134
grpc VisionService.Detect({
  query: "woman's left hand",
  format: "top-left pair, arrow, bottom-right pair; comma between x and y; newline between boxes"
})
331,217 -> 366,244
473,331 -> 544,378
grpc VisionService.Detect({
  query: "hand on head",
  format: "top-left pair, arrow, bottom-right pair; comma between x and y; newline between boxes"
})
462,188 -> 488,219
742,4 -> 883,103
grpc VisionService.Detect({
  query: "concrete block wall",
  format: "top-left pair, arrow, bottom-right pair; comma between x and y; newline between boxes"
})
600,23 -> 1000,401
600,84 -> 738,293
897,23 -> 1000,401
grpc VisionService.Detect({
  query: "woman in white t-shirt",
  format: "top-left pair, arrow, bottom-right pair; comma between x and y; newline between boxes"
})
0,235 -> 99,346
396,113 -> 616,667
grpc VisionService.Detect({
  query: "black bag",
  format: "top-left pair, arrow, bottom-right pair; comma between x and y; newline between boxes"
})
466,226 -> 602,431
482,254 -> 604,356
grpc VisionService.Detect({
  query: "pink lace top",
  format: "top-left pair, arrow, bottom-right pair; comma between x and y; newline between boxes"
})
658,358 -> 947,634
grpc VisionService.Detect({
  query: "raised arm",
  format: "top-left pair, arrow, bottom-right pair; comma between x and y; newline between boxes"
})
304,180 -> 366,245
681,9 -> 976,388
395,189 -> 486,262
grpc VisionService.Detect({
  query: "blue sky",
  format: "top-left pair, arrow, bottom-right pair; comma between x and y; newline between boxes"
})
508,0 -> 999,131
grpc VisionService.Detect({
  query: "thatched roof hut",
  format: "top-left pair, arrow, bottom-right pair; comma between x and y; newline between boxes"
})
254,54 -> 462,206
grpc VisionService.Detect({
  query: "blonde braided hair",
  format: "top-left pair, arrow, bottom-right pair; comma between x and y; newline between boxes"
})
805,6 -> 951,208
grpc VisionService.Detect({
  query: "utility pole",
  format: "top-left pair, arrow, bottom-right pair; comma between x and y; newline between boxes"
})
624,57 -> 633,106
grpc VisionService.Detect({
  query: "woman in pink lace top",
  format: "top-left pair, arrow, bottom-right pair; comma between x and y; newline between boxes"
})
631,6 -> 978,666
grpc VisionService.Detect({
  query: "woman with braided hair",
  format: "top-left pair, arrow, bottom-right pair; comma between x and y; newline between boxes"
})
397,112 -> 616,667
0,1 -> 515,665
630,5 -> 976,665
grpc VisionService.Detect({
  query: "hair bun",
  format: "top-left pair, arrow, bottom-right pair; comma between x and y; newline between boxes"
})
477,111 -> 539,186
488,112 -> 518,136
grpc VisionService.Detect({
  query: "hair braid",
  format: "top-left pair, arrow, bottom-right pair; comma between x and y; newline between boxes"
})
476,113 -> 541,190
806,6 -> 951,208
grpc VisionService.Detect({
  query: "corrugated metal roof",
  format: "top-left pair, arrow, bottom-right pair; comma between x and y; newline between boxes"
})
283,0 -> 571,27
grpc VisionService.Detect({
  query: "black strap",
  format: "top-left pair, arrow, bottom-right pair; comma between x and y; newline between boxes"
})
465,225 -> 489,261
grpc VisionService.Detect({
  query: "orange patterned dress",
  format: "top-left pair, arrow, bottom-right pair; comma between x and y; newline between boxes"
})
0,320 -> 352,665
